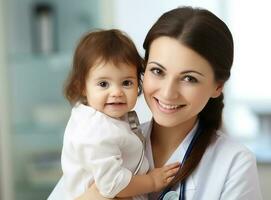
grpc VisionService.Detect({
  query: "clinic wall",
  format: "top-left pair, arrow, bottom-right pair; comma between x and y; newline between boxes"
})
0,0 -> 14,199
258,164 -> 271,200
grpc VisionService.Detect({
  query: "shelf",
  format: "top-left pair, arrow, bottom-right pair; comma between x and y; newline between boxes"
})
8,52 -> 72,71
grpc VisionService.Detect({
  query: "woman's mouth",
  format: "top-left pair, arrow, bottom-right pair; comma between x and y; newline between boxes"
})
154,98 -> 185,113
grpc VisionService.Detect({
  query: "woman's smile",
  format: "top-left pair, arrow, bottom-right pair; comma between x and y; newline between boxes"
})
154,97 -> 186,114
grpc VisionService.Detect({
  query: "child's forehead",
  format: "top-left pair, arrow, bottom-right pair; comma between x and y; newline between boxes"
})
88,61 -> 137,79
91,58 -> 136,70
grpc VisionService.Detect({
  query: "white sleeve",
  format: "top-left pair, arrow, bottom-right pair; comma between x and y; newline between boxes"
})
74,123 -> 133,199
220,151 -> 263,200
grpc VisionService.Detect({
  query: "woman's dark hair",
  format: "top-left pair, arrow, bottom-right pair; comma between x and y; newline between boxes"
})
65,29 -> 144,105
143,6 -> 233,187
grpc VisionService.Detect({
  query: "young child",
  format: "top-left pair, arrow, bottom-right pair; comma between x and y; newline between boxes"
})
48,29 -> 179,200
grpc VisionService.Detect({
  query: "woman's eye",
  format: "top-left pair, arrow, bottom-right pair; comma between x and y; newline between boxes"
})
150,67 -> 163,76
183,75 -> 198,83
98,81 -> 109,88
122,80 -> 133,87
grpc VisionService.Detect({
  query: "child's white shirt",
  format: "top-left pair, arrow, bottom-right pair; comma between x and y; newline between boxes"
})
48,103 -> 149,200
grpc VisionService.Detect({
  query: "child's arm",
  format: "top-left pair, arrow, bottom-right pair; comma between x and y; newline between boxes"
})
116,162 -> 180,198
75,184 -> 132,200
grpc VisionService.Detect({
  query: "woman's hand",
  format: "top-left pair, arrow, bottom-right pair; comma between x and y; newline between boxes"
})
75,184 -> 132,200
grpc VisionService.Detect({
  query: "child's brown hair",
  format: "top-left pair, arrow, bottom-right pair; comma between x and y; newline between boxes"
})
64,29 -> 144,105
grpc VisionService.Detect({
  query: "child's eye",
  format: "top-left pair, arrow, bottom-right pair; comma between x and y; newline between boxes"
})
150,67 -> 164,76
98,81 -> 109,88
183,75 -> 198,83
122,80 -> 134,87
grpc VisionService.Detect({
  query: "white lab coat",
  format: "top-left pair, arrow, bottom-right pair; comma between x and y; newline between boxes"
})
48,104 -> 148,200
142,120 -> 263,200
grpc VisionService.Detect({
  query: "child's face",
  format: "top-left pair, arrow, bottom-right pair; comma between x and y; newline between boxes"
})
84,61 -> 138,118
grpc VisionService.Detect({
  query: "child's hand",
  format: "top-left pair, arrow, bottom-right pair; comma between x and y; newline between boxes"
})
148,162 -> 180,192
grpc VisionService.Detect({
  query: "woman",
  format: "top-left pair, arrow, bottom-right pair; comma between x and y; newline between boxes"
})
76,6 -> 262,200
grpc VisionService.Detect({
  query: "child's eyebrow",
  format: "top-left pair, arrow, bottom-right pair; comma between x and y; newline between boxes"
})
94,76 -> 137,81
93,77 -> 110,80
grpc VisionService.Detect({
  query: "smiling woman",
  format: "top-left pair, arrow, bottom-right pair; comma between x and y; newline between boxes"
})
143,36 -> 222,128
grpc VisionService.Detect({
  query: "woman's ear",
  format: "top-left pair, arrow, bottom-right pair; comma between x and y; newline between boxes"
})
211,83 -> 224,98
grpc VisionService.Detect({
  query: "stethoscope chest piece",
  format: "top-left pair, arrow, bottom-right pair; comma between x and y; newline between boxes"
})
163,191 -> 179,200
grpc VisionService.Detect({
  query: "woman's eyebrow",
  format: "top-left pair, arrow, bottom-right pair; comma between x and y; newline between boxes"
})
149,62 -> 205,77
148,61 -> 166,70
181,70 -> 205,77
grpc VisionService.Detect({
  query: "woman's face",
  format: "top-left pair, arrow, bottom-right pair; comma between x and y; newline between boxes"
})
143,36 -> 223,128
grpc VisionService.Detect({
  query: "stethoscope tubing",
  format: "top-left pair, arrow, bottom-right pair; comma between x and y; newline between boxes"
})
158,121 -> 203,200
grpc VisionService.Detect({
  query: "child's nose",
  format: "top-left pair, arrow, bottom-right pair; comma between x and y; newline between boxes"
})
111,86 -> 124,97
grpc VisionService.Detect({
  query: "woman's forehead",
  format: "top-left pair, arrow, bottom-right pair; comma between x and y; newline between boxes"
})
148,37 -> 213,75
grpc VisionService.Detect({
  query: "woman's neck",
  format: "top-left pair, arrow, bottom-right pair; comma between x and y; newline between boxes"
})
151,117 -> 197,167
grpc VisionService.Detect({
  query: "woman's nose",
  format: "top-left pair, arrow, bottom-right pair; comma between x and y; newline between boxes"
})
160,78 -> 179,99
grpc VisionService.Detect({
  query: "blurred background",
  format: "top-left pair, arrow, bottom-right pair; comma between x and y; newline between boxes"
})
0,0 -> 270,199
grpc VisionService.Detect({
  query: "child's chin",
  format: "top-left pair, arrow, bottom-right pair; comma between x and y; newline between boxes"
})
106,112 -> 125,119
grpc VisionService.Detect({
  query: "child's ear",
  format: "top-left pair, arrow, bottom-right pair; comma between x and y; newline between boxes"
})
82,87 -> 86,96
81,90 -> 88,105
211,83 -> 224,98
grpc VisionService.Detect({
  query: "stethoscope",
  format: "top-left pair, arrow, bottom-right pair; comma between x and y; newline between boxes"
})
158,121 -> 204,200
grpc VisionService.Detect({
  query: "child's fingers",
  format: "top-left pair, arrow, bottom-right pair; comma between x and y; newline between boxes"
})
163,162 -> 180,171
165,166 -> 179,178
166,176 -> 175,183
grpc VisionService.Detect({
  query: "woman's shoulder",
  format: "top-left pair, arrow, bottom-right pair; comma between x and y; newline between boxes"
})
196,130 -> 258,187
208,130 -> 256,164
214,131 -> 252,152
198,131 -> 262,200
